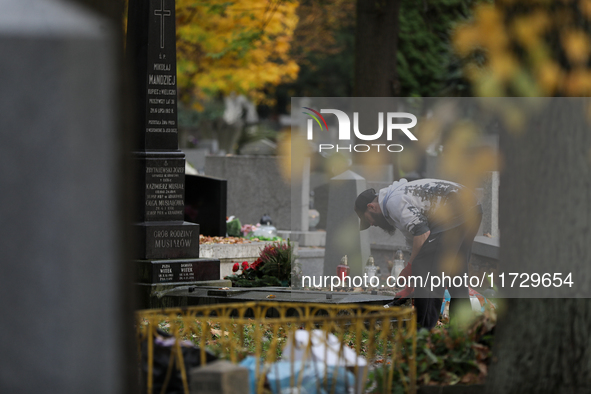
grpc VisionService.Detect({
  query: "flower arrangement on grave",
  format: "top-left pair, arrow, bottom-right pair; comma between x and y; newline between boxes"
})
226,216 -> 242,237
241,223 -> 258,237
225,241 -> 293,287
241,222 -> 283,242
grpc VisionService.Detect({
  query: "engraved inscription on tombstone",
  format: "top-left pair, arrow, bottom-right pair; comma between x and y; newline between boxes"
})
144,159 -> 185,221
137,260 -> 220,284
144,0 -> 178,150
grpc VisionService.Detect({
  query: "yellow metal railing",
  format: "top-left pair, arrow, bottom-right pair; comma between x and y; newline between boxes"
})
137,302 -> 416,394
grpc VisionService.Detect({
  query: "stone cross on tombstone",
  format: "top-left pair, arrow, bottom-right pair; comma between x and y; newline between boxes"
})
127,0 -> 223,308
153,0 -> 171,49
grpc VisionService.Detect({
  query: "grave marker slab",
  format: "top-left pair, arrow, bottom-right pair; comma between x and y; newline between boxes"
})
185,174 -> 227,237
189,361 -> 249,394
324,170 -> 370,277
138,258 -> 220,283
161,287 -> 395,309
205,155 -> 291,228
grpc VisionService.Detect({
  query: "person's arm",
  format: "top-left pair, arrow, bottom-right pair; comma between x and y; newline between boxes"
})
389,232 -> 429,304
389,195 -> 430,265
407,230 -> 430,266
398,261 -> 413,279
394,285 -> 414,299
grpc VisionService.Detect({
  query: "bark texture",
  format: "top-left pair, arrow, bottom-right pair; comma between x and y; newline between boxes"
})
486,99 -> 591,393
353,0 -> 400,97
352,0 -> 401,169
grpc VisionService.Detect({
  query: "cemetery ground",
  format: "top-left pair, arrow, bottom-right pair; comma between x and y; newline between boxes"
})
137,233 -> 497,394
138,149 -> 501,393
140,307 -> 496,390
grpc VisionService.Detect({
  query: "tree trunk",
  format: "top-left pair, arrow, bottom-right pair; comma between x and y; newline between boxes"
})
353,0 -> 401,170
353,0 -> 400,97
486,99 -> 591,393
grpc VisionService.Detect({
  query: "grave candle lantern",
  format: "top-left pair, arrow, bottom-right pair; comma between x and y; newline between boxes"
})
337,255 -> 350,281
364,255 -> 378,280
391,249 -> 405,279
252,213 -> 277,238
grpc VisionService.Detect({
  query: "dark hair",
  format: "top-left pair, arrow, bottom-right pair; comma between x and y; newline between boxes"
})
355,188 -> 377,231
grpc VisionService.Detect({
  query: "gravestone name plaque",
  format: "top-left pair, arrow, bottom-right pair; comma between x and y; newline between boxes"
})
138,259 -> 220,284
144,158 -> 185,221
138,221 -> 200,260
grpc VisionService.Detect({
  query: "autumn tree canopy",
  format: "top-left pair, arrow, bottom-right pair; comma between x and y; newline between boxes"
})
175,0 -> 300,108
454,0 -> 591,97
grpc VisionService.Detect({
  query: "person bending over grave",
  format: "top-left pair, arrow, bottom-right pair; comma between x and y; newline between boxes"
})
355,178 -> 482,330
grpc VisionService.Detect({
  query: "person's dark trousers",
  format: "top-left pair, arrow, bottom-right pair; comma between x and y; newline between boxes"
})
412,209 -> 482,330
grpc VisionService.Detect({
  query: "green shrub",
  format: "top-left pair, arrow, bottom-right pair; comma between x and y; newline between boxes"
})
369,311 -> 495,393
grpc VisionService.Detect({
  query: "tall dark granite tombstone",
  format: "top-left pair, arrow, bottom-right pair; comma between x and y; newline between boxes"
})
127,0 -> 222,307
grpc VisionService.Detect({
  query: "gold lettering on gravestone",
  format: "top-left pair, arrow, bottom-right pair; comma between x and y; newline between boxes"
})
158,263 -> 174,282
179,263 -> 195,281
145,165 -> 184,217
154,229 -> 193,249
154,239 -> 192,248
148,74 -> 176,85
145,59 -> 177,134
147,88 -> 177,95
154,63 -> 171,71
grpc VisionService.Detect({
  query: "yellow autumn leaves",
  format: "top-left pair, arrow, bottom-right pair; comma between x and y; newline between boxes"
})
453,0 -> 591,96
175,0 -> 300,107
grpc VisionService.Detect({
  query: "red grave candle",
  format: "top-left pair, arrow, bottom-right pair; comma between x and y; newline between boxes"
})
336,255 -> 350,281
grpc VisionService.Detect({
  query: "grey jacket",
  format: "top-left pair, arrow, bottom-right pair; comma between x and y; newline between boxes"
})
378,178 -> 481,241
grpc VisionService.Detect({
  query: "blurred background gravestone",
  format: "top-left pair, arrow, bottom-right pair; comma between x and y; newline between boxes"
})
205,155 -> 291,229
324,170 -> 370,278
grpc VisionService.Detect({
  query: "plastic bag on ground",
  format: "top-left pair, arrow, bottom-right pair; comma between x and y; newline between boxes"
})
240,356 -> 356,394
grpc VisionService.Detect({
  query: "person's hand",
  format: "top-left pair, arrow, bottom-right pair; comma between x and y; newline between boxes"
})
383,296 -> 408,308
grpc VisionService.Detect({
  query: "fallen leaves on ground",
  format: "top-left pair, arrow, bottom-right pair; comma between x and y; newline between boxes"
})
414,310 -> 496,386
199,235 -> 254,244
210,329 -> 230,337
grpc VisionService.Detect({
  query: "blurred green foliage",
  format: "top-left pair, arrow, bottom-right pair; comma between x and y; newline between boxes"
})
398,0 -> 480,97
274,0 -> 480,111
